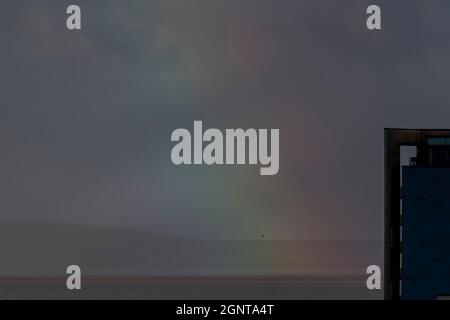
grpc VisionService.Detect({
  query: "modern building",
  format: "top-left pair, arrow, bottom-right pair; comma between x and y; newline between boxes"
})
385,129 -> 450,299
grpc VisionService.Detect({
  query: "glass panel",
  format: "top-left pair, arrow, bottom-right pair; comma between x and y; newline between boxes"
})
427,138 -> 448,145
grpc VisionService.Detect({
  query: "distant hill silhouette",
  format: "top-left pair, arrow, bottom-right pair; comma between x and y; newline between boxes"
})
0,221 -> 382,277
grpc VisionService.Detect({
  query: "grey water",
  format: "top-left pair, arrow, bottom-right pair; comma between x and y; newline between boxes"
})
0,276 -> 382,300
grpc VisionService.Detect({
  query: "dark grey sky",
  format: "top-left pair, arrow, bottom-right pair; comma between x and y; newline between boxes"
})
1,0 -> 450,243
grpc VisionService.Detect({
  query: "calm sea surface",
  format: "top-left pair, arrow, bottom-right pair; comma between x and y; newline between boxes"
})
0,276 -> 383,300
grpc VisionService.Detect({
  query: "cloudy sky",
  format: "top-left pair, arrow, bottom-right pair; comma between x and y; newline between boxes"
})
1,0 -> 450,251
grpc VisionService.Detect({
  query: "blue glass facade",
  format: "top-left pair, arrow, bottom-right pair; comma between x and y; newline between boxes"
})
402,166 -> 450,299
